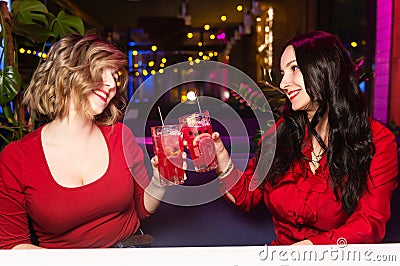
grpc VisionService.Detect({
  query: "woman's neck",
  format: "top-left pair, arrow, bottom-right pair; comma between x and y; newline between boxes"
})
307,108 -> 329,141
315,112 -> 329,141
44,113 -> 97,144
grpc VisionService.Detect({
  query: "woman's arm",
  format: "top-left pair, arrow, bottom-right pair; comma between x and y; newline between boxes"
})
0,144 -> 34,249
213,132 -> 236,203
212,132 -> 264,211
143,155 -> 167,213
121,124 -> 168,215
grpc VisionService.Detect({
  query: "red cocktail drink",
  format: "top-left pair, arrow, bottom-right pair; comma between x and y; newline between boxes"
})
179,111 -> 217,172
151,125 -> 185,186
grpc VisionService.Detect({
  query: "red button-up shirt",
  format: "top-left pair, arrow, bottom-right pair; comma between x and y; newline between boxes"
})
220,119 -> 398,245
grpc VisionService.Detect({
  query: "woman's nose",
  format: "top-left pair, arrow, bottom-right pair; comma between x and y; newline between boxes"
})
104,81 -> 116,91
280,75 -> 290,91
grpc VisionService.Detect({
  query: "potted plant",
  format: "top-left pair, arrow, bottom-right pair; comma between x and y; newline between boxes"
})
0,0 -> 85,150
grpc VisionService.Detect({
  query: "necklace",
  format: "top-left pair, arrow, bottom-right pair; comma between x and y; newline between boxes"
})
311,149 -> 324,168
310,130 -> 328,165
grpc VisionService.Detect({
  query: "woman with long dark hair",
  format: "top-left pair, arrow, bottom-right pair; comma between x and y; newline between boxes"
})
213,31 -> 398,245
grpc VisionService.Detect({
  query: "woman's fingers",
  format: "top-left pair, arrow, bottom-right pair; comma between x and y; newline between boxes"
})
212,131 -> 220,140
212,131 -> 226,154
151,155 -> 159,167
183,139 -> 188,146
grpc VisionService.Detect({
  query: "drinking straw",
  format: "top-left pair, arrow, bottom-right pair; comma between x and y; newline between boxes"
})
158,106 -> 165,126
195,92 -> 202,113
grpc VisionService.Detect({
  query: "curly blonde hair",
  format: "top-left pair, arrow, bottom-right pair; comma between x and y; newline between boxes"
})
23,34 -> 129,125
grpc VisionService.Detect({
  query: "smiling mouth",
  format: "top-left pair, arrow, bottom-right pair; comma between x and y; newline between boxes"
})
288,89 -> 301,101
93,89 -> 109,102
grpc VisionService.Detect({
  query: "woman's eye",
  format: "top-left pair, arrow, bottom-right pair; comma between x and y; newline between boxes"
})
291,65 -> 299,71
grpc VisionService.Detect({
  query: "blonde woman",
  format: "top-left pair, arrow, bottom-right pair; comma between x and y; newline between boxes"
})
0,35 -> 166,249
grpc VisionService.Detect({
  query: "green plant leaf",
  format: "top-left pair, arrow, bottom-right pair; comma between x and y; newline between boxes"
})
0,66 -> 21,104
51,10 -> 85,38
12,0 -> 49,26
11,17 -> 53,43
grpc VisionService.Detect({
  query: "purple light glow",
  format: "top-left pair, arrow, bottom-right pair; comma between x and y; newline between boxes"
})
217,32 -> 226,40
373,0 -> 393,124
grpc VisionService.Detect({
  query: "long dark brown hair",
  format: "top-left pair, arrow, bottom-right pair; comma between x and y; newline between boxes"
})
256,31 -> 374,214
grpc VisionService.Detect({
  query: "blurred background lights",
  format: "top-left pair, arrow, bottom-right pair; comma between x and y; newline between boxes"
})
217,32 -> 226,39
187,90 -> 197,101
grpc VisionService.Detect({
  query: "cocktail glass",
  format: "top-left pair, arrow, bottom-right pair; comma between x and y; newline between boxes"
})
151,125 -> 185,186
179,110 -> 217,172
